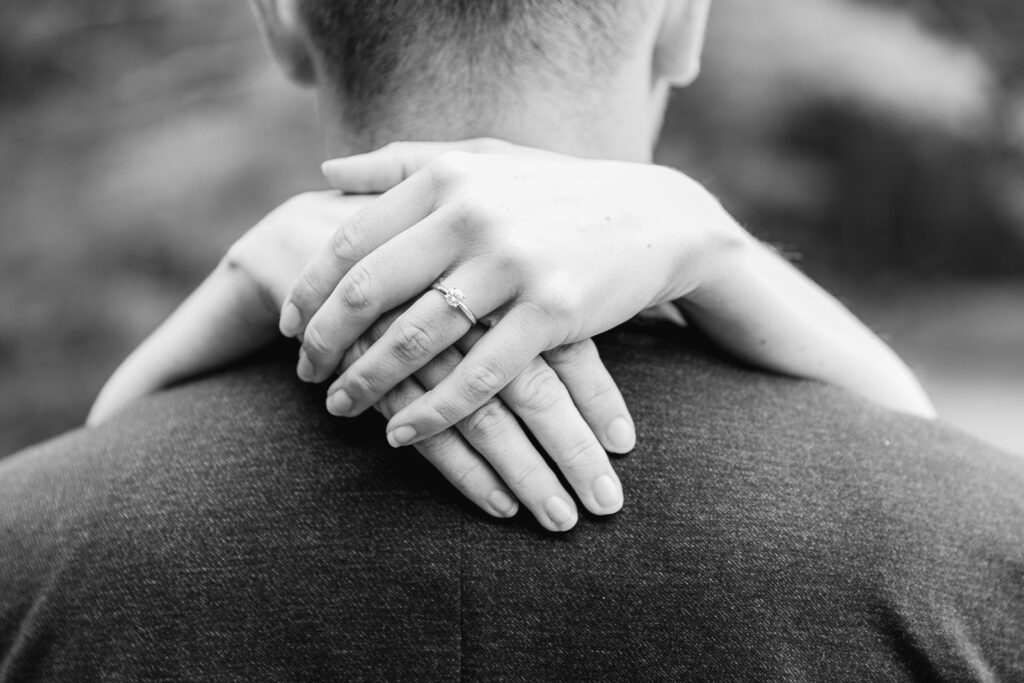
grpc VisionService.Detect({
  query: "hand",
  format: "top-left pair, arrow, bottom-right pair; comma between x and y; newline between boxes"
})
90,189 -> 635,531
347,309 -> 630,531
88,191 -> 367,425
281,140 -> 735,447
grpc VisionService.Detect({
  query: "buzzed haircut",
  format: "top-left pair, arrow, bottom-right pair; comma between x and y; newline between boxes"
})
300,0 -> 645,133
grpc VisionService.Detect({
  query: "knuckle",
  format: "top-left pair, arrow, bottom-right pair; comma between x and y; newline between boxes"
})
582,375 -> 621,407
452,194 -> 496,231
459,400 -> 509,443
544,340 -> 591,367
431,150 -> 472,179
344,368 -> 380,400
339,265 -> 374,313
303,324 -> 332,357
556,432 -> 602,471
483,246 -> 520,279
472,137 -> 508,153
447,454 -> 486,488
421,400 -> 465,434
392,319 -> 436,364
488,249 -> 519,279
382,141 -> 416,179
293,267 -> 329,308
508,457 -> 546,490
533,283 -> 577,320
508,366 -> 563,416
462,361 -> 506,401
329,224 -> 364,267
420,427 -> 460,454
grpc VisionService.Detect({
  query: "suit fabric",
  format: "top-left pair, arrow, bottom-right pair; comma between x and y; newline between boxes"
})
1,323 -> 1022,680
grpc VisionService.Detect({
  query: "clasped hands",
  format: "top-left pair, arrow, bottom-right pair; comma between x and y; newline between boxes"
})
275,139 -> 739,532
90,137 -> 934,531
89,137 -> 753,532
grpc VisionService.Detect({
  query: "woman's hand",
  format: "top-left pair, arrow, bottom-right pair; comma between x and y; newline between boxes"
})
281,141 -> 741,447
88,191 -> 367,426
90,190 -> 635,532
284,137 -> 933,456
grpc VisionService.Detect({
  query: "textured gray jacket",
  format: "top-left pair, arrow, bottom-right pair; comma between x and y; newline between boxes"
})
2,324 -> 1021,680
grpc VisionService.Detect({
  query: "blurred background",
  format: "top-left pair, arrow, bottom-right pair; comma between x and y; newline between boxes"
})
0,0 -> 1021,457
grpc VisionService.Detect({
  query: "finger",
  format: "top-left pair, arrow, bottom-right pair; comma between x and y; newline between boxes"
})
454,328 -> 623,515
543,339 -> 636,454
376,377 -> 519,520
500,355 -> 623,515
321,138 -> 511,193
279,169 -> 439,339
417,345 -> 579,532
384,306 -> 551,446
345,324 -> 519,520
298,206 -> 499,383
298,209 -> 467,382
344,313 -> 573,530
324,265 -> 510,415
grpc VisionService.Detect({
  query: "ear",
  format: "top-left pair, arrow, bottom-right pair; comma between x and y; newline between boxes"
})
653,0 -> 712,86
249,0 -> 317,86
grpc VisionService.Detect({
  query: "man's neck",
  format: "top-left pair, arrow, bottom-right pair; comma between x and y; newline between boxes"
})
315,73 -> 667,164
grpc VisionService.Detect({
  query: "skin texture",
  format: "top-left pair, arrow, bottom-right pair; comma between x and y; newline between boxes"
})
89,191 -> 632,531
92,0 -> 933,531
285,141 -> 933,449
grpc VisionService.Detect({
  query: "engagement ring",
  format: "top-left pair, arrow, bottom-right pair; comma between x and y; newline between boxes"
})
431,282 -> 477,325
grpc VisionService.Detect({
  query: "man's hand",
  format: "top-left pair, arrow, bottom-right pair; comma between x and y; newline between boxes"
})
348,309 -> 628,530
90,189 -> 633,532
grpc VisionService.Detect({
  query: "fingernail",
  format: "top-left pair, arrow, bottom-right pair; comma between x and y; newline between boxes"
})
297,350 -> 314,383
326,389 -> 353,416
280,303 -> 302,337
488,490 -> 518,518
544,496 -> 577,531
606,416 -> 636,453
387,425 -> 417,447
593,473 -> 623,512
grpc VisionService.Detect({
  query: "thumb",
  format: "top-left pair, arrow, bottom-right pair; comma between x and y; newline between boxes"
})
321,138 -> 511,193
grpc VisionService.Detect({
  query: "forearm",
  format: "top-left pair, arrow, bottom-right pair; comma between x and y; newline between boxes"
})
673,214 -> 934,418
88,261 -> 277,425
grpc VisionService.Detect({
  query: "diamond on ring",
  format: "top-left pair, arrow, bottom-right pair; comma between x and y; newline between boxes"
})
443,287 -> 465,307
431,282 -> 477,325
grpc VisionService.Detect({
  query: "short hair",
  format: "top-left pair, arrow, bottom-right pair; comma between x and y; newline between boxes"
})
299,0 -> 645,135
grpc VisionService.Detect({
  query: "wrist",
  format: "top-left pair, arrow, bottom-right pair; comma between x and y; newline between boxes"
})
652,165 -> 754,304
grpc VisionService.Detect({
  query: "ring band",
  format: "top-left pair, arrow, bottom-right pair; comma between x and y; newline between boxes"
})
431,282 -> 477,325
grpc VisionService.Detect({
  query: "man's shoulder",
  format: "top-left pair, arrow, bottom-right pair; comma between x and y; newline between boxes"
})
3,328 -> 1023,679
3,326 -> 1006,489
0,342 -> 420,504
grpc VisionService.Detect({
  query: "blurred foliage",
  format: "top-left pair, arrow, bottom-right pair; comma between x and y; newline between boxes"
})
659,0 -> 1024,281
1,0 -> 1022,456
867,0 -> 1024,84
0,0 -> 247,106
